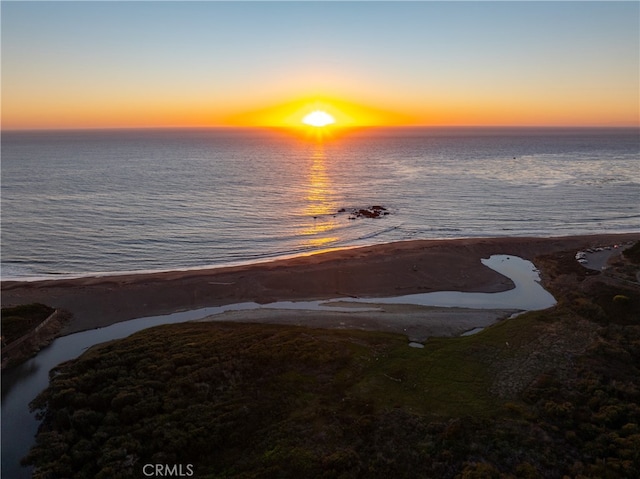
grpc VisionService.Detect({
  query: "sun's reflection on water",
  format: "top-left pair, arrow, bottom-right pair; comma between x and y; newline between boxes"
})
298,145 -> 340,247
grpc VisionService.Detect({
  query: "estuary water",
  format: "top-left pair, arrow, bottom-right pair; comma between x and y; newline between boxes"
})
2,127 -> 639,280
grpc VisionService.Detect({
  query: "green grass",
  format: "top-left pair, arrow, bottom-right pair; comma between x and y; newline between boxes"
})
358,311 -> 551,417
354,334 -> 495,417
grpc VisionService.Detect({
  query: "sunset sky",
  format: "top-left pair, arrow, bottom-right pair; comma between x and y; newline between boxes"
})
2,1 -> 638,130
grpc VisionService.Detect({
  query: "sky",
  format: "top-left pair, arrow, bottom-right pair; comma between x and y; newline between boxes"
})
1,1 -> 639,130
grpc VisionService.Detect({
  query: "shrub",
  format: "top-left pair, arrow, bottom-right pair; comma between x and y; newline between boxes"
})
613,295 -> 630,304
1,303 -> 55,343
622,241 -> 640,264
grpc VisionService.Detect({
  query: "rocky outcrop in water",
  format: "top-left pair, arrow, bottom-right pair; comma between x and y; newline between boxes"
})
340,205 -> 389,220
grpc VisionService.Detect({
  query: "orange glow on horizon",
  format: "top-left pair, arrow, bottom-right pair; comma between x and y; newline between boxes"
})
223,96 -> 415,130
2,93 -> 637,131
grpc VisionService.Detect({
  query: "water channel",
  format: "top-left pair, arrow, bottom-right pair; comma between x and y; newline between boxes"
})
1,255 -> 556,477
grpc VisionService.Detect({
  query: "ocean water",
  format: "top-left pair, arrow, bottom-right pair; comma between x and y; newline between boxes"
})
2,127 -> 639,280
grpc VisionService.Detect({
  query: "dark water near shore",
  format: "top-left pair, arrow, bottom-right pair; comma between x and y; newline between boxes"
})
2,127 -> 639,280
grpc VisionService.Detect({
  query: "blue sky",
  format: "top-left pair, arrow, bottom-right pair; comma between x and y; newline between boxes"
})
2,1 -> 638,128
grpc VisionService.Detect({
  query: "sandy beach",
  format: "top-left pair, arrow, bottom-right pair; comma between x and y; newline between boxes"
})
2,233 -> 638,337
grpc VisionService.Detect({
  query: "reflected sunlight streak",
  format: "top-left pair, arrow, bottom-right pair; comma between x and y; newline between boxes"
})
298,147 -> 340,248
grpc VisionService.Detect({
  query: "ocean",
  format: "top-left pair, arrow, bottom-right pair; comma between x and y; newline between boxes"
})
1,127 -> 638,280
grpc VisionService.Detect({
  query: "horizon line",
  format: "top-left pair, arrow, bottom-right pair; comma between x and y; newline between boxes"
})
2,124 -> 639,133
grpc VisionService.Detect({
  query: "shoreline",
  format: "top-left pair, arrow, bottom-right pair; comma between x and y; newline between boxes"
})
2,233 -> 638,336
0,244 -> 366,284
4,231 -> 640,284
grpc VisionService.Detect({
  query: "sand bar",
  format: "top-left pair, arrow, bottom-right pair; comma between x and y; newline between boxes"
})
2,234 -> 638,336
196,305 -> 521,343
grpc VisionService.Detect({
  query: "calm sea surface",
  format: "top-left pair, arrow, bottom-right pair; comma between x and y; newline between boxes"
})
2,127 -> 639,280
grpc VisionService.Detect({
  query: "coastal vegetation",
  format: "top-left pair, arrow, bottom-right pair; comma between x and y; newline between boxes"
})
1,303 -> 68,368
24,245 -> 640,478
623,241 -> 640,264
1,303 -> 55,344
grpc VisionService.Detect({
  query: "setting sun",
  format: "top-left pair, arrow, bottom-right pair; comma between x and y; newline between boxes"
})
302,110 -> 335,127
3,2 -> 636,130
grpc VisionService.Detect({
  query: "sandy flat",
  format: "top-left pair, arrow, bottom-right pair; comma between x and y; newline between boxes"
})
197,304 -> 521,343
2,233 -> 638,336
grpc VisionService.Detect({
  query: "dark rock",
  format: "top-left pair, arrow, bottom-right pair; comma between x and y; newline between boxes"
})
346,205 -> 390,219
357,209 -> 378,218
